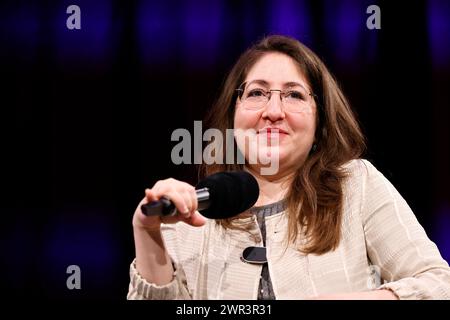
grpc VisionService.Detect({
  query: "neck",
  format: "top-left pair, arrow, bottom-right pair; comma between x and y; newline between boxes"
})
246,166 -> 295,206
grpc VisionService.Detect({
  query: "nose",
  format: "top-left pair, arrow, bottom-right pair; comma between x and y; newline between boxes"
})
262,90 -> 285,121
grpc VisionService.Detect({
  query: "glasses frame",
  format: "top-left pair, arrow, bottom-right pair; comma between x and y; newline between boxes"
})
235,81 -> 318,112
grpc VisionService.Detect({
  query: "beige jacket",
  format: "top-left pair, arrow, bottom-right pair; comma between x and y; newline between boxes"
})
127,159 -> 450,300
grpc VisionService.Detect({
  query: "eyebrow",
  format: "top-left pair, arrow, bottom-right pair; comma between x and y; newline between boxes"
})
246,79 -> 310,91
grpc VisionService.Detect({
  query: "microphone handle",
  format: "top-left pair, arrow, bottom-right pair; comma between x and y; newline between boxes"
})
141,188 -> 210,217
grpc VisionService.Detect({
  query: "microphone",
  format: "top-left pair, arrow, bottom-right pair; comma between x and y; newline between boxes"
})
140,171 -> 259,219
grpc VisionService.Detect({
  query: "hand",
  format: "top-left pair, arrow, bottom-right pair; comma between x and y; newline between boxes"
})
132,178 -> 206,232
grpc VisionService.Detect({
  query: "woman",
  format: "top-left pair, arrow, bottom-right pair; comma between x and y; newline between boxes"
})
128,35 -> 450,299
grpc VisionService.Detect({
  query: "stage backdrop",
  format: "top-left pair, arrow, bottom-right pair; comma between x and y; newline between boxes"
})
0,0 -> 449,300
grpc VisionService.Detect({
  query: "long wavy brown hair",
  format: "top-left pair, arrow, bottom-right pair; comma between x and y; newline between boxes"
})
199,35 -> 365,255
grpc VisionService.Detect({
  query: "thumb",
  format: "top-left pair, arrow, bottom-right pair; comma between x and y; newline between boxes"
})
184,211 -> 206,227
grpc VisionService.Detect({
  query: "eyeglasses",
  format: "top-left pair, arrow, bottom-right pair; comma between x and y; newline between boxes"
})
236,81 -> 317,113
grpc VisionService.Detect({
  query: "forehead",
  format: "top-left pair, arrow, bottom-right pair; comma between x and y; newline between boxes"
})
244,52 -> 309,87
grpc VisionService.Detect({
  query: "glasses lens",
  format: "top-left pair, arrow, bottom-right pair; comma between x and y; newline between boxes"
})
283,86 -> 313,113
241,84 -> 268,110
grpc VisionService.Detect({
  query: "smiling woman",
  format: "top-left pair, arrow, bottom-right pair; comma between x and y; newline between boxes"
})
233,52 -> 318,183
127,35 -> 450,300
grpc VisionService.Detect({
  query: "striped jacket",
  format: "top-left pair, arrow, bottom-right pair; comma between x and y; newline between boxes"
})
127,159 -> 450,300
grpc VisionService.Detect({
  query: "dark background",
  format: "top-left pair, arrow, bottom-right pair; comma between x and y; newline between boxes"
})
0,0 -> 449,300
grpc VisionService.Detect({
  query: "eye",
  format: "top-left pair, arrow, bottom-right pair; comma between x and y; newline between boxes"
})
285,90 -> 306,100
246,89 -> 266,98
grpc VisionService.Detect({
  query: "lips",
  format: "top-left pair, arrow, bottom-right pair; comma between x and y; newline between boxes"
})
257,127 -> 288,135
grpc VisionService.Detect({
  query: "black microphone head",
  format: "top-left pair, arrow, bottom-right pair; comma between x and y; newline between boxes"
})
196,171 -> 259,219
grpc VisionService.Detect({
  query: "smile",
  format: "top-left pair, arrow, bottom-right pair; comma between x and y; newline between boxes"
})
257,127 -> 288,138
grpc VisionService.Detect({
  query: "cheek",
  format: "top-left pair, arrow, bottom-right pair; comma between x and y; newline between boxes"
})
289,113 -> 317,140
234,107 -> 261,130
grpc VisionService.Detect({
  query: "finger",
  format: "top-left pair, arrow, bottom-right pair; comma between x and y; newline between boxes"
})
179,189 -> 194,218
159,190 -> 190,218
162,210 -> 206,227
145,188 -> 159,202
169,182 -> 197,216
181,211 -> 206,227
185,184 -> 198,213
149,179 -> 198,219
